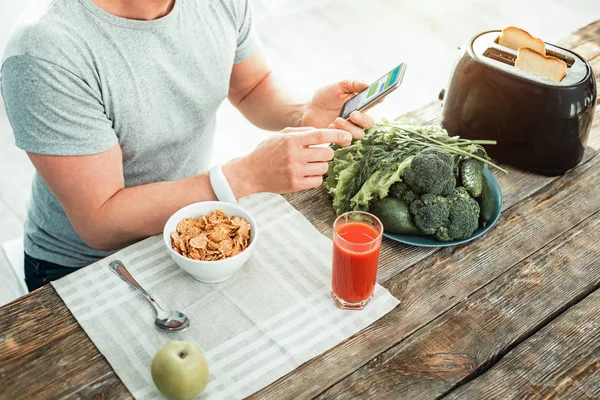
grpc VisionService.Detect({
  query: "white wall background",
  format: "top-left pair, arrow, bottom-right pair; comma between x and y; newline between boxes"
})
1,2 -> 32,57
0,1 -> 32,114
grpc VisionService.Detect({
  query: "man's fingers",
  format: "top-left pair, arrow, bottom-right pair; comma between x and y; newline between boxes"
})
303,162 -> 329,177
303,146 -> 335,162
295,175 -> 324,191
341,80 -> 369,94
299,129 -> 352,147
349,111 -> 375,130
334,117 -> 365,140
281,126 -> 315,134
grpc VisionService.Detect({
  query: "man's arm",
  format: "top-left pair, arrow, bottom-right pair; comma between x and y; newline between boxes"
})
27,146 -> 253,251
228,50 -> 376,136
228,51 -> 304,131
27,128 -> 351,251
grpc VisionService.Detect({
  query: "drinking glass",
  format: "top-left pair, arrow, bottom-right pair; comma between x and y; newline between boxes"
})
331,211 -> 383,310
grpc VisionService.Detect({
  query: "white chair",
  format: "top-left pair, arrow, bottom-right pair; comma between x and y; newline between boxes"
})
1,237 -> 28,295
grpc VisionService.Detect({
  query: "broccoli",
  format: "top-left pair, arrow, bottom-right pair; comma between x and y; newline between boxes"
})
409,194 -> 450,235
435,187 -> 480,241
389,182 -> 419,204
403,148 -> 456,196
388,149 -> 482,241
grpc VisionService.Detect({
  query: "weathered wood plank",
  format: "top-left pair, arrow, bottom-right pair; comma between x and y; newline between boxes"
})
0,326 -> 128,400
249,149 -> 600,399
402,100 -> 442,124
65,372 -> 131,400
557,20 -> 600,50
592,86 -> 600,141
562,39 -> 600,61
318,211 -> 600,399
445,288 -> 600,400
586,53 -> 600,151
0,287 -> 77,362
0,286 -> 132,400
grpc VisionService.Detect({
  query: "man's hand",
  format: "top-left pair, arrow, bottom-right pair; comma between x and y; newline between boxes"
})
224,127 -> 352,196
301,80 -> 375,140
229,53 -> 376,134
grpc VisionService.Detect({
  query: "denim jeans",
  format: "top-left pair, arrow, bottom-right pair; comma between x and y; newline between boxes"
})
24,253 -> 81,292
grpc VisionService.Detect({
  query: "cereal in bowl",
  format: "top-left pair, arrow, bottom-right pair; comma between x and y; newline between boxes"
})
171,210 -> 251,261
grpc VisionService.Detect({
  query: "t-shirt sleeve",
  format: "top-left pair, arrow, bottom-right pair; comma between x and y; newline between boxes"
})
1,55 -> 118,156
233,0 -> 261,64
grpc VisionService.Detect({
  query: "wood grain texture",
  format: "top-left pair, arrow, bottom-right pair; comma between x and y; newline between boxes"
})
0,286 -> 131,400
1,330 -> 122,400
585,53 -> 600,150
318,212 -> 600,399
0,286 -> 76,362
557,20 -> 600,50
446,288 -> 600,400
65,372 -> 130,400
250,146 -> 600,399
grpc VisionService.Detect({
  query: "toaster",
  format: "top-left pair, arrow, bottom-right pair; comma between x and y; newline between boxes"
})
440,30 -> 597,176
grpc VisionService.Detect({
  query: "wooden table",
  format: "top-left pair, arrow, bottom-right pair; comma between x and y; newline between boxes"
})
1,21 -> 600,400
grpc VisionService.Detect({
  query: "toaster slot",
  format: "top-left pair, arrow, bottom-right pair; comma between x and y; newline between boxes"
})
491,36 -> 574,68
472,31 -> 586,86
483,47 -> 516,66
484,46 -> 575,69
546,49 -> 575,68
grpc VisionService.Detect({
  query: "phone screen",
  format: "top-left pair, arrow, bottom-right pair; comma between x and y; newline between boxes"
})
340,64 -> 405,119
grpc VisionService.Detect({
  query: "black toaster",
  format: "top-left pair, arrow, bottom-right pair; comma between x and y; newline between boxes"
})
441,30 -> 597,176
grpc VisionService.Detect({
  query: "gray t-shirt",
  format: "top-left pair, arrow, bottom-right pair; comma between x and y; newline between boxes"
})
1,0 -> 259,267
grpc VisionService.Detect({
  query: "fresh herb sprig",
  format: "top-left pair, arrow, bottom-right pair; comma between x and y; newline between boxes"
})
380,123 -> 507,173
325,121 -> 507,215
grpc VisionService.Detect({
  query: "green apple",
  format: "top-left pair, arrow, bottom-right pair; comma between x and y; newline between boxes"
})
151,340 -> 209,400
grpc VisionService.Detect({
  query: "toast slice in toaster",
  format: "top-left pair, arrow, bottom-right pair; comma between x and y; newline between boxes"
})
515,47 -> 567,82
498,26 -> 546,55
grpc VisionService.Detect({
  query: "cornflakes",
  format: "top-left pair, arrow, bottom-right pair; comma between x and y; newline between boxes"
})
171,210 -> 251,261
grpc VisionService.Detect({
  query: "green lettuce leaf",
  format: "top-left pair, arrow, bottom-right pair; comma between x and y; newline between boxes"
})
349,155 -> 414,211
331,160 -> 359,214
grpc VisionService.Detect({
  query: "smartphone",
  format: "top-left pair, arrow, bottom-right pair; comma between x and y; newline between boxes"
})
339,63 -> 407,120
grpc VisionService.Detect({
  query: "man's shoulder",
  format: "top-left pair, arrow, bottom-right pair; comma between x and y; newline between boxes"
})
208,0 -> 249,24
2,0 -> 90,71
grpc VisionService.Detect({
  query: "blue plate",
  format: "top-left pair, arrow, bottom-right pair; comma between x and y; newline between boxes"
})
383,168 -> 502,247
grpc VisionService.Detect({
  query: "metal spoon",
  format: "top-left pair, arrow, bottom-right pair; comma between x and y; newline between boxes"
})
109,260 -> 190,332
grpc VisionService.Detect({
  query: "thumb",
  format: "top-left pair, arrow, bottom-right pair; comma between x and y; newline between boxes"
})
340,80 -> 369,94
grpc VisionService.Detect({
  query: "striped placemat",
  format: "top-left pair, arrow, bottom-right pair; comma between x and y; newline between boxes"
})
52,193 -> 399,399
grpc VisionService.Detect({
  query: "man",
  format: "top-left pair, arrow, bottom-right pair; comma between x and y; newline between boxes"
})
1,0 -> 374,292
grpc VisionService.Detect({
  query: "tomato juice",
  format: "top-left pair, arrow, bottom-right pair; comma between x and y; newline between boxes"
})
332,220 -> 382,307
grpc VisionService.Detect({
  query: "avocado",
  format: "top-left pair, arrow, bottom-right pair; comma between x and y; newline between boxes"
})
370,197 -> 423,236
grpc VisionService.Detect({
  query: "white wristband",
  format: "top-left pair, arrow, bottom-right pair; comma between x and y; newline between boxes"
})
209,165 -> 238,204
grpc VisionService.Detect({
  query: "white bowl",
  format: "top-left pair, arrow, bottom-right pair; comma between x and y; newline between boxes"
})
163,201 -> 258,283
